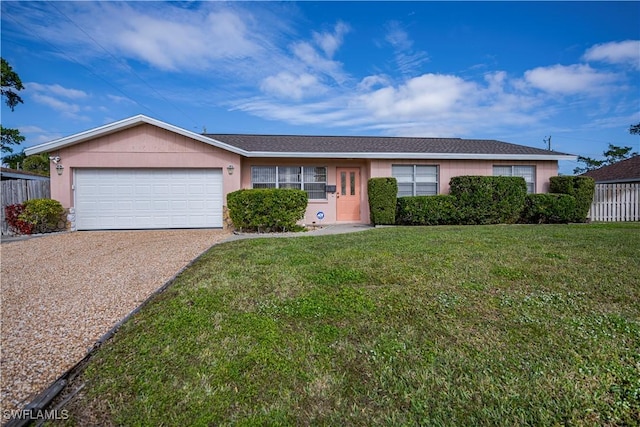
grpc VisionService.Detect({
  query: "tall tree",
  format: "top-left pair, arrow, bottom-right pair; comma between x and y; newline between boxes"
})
1,57 -> 25,153
574,143 -> 638,174
630,122 -> 640,135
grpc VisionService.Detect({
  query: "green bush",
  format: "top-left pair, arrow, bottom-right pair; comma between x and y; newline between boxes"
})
549,176 -> 595,222
396,195 -> 459,225
227,188 -> 308,232
520,194 -> 577,224
449,176 -> 527,225
368,178 -> 398,225
19,199 -> 65,234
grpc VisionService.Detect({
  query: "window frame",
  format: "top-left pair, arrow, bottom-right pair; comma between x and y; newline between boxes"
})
250,166 -> 328,200
492,165 -> 536,193
392,164 -> 439,197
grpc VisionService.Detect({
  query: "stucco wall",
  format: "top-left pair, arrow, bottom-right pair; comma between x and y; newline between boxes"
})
369,159 -> 558,194
241,158 -> 369,224
50,124 -> 241,208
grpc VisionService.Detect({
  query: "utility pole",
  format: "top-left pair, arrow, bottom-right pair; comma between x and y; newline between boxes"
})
543,136 -> 552,151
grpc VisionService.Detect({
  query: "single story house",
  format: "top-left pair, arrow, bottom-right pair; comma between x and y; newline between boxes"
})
24,115 -> 576,230
581,156 -> 640,184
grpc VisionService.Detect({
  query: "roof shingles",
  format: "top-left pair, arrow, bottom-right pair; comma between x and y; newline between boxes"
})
204,134 -> 571,156
582,156 -> 640,183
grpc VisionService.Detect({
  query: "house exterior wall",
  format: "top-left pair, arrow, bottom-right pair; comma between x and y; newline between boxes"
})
50,124 -> 242,208
369,159 -> 558,194
241,158 -> 370,225
47,122 -> 561,227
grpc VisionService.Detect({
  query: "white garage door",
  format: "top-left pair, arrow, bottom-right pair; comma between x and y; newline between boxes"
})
75,168 -> 223,230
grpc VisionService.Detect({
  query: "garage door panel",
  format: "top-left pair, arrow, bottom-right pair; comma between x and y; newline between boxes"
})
75,168 -> 223,230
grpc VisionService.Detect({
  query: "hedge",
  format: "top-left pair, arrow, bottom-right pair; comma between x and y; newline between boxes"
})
520,193 -> 577,224
227,188 -> 308,232
396,195 -> 458,225
549,176 -> 595,222
368,177 -> 398,225
5,199 -> 66,235
449,176 -> 527,225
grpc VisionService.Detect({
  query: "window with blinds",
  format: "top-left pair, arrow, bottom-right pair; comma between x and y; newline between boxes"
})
251,166 -> 327,199
392,165 -> 438,197
493,165 -> 536,193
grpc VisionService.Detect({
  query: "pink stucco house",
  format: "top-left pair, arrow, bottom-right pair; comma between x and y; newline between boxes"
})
24,115 -> 576,230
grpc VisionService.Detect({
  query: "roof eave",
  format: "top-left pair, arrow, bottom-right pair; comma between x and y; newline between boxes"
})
242,151 -> 577,161
24,115 -> 248,157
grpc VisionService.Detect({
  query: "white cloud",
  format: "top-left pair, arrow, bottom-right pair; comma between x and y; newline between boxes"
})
385,21 -> 413,51
112,9 -> 259,71
583,40 -> 640,69
384,21 -> 429,76
291,41 -> 347,84
26,83 -> 88,99
260,72 -> 326,100
358,73 -> 477,119
106,94 -> 135,104
235,70 -> 542,137
32,94 -> 81,114
357,75 -> 391,91
524,64 -> 618,95
313,21 -> 350,58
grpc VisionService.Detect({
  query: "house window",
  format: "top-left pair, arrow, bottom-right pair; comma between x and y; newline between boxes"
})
392,165 -> 438,197
251,166 -> 327,200
493,165 -> 536,193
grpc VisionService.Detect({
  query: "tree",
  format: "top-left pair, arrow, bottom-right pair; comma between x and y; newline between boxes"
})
1,57 -> 25,153
574,143 -> 638,174
630,122 -> 640,135
22,153 -> 51,176
2,150 -> 26,169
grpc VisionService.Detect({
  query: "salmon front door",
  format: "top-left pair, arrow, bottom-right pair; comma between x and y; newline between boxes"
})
336,168 -> 361,221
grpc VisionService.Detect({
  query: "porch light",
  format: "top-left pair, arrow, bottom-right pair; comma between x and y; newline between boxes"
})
227,164 -> 235,175
56,164 -> 64,176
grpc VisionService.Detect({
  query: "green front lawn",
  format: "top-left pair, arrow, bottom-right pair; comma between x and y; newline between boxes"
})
63,224 -> 639,426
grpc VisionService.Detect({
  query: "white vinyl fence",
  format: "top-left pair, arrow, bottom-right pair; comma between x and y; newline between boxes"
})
1,179 -> 51,235
589,183 -> 640,222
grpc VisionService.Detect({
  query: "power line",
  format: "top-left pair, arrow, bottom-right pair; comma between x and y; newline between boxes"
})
3,11 -> 162,119
45,1 -> 199,129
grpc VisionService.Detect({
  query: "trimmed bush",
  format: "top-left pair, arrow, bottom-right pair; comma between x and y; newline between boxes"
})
6,199 -> 66,235
549,176 -> 595,222
368,177 -> 398,225
449,176 -> 527,225
520,194 -> 577,224
5,204 -> 33,235
396,195 -> 459,225
227,188 -> 308,232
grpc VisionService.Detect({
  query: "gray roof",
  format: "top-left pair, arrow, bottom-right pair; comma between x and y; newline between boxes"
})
205,134 -> 572,156
582,156 -> 640,183
23,114 -> 576,161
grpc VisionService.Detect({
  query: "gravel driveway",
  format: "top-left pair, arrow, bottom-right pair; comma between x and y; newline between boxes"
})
0,229 -> 230,413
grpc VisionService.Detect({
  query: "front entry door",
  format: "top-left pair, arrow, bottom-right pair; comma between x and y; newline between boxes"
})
336,168 -> 361,221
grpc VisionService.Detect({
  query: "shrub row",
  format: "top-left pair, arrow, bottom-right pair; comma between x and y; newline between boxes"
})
367,178 -> 398,225
549,176 -> 595,223
227,188 -> 308,232
521,193 -> 576,224
373,175 -> 595,227
449,176 -> 527,224
5,199 -> 66,235
396,195 -> 458,225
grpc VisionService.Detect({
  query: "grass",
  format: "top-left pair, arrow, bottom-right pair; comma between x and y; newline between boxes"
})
59,223 -> 639,426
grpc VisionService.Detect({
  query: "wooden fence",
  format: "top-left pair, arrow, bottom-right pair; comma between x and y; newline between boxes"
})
589,183 -> 640,222
1,179 -> 51,235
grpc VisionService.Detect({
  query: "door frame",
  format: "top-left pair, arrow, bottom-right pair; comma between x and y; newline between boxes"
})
335,167 -> 362,222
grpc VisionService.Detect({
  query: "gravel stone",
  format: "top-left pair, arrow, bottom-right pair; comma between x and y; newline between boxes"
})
0,229 -> 230,413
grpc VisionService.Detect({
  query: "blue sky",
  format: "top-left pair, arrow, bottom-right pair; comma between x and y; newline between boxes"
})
2,1 -> 639,174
